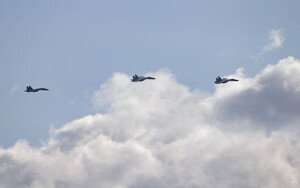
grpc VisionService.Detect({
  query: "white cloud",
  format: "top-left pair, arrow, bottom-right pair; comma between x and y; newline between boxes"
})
263,29 -> 285,52
1,57 -> 300,187
254,29 -> 285,61
9,84 -> 19,97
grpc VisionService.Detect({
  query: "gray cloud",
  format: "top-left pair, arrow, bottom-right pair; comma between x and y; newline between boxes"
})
1,57 -> 300,188
213,57 -> 300,131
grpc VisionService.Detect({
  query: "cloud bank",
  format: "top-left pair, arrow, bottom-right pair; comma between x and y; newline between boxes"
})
1,57 -> 300,188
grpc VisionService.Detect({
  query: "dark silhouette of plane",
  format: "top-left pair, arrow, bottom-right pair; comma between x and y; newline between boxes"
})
214,76 -> 239,84
131,74 -> 155,82
25,86 -> 49,92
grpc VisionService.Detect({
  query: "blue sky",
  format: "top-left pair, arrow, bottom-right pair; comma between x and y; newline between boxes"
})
2,1 -> 300,187
0,0 -> 299,148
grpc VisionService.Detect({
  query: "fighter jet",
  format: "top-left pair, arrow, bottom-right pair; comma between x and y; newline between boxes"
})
131,74 -> 155,82
25,85 -> 49,92
214,76 -> 238,84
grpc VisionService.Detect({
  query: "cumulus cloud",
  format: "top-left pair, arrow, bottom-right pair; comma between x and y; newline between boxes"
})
1,57 -> 300,188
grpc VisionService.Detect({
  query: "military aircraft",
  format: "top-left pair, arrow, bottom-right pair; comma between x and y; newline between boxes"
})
214,76 -> 239,84
131,74 -> 155,82
25,85 -> 49,92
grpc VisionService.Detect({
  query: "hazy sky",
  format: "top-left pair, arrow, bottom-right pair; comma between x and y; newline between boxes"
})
1,1 -> 300,187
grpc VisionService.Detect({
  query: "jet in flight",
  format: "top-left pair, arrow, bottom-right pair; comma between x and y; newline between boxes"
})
131,74 -> 155,82
214,76 -> 239,84
25,86 -> 49,92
